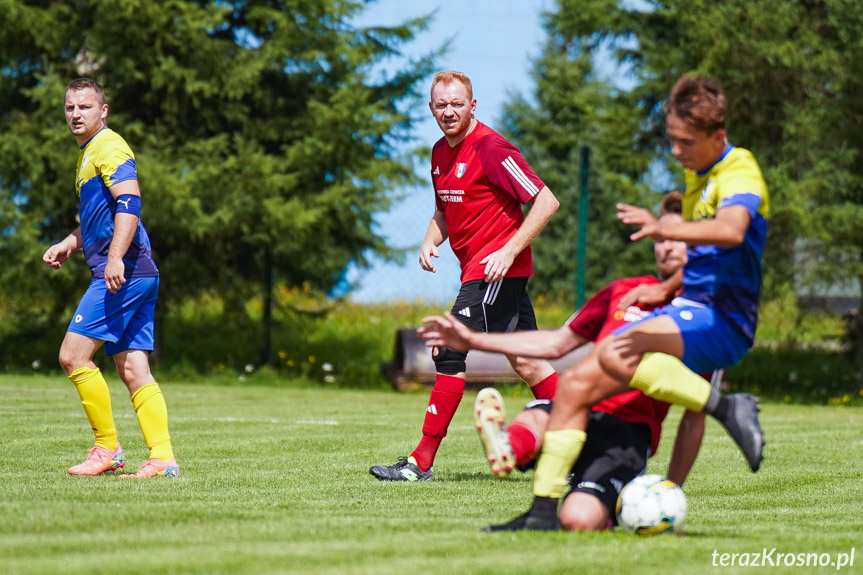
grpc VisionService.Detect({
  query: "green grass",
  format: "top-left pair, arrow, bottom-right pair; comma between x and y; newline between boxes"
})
2,375 -> 862,575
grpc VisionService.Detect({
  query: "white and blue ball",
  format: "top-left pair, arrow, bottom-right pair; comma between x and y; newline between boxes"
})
616,474 -> 687,535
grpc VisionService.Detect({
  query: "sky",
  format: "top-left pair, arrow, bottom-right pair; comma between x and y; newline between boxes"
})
346,0 -> 555,303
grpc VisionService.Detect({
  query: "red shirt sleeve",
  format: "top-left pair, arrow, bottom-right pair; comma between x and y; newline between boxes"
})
565,282 -> 615,341
473,133 -> 544,204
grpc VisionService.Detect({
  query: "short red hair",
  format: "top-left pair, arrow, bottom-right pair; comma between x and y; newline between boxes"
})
430,71 -> 473,101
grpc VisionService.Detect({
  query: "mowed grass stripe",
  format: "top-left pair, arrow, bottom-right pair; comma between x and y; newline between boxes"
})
1,375 -> 860,575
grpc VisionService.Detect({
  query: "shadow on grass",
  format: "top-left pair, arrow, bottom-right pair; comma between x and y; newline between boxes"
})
440,471 -> 532,483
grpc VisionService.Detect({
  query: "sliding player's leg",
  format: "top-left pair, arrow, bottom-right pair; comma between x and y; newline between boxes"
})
486,349 -> 629,531
598,309 -> 763,472
558,412 -> 652,532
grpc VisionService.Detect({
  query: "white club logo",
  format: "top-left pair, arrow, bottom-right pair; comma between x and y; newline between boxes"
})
75,315 -> 83,323
680,310 -> 693,321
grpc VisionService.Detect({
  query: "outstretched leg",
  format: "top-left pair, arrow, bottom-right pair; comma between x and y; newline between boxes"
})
597,314 -> 763,472
486,349 -> 628,531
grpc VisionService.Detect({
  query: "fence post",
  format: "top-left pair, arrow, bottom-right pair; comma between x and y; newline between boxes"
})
576,145 -> 590,308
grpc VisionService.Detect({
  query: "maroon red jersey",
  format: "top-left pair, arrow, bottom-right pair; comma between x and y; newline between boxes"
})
566,275 -> 671,455
430,121 -> 545,282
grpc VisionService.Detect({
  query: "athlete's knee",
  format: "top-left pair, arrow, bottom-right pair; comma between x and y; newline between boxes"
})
432,346 -> 467,375
58,346 -> 86,375
560,510 -> 607,532
596,338 -> 631,381
555,369 -> 597,410
559,496 -> 610,532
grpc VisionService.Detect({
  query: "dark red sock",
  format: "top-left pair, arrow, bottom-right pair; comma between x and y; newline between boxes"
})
530,372 -> 558,400
507,421 -> 540,467
410,374 -> 465,471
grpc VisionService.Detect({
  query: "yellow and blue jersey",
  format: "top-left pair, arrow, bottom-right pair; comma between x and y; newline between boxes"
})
76,127 -> 158,278
681,145 -> 769,344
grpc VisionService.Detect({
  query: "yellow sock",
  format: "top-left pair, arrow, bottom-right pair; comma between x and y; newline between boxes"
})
532,429 -> 587,498
69,367 -> 118,450
131,383 -> 174,461
630,352 -> 711,411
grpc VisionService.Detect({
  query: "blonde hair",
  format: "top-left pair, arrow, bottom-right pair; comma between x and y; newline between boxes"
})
430,71 -> 473,101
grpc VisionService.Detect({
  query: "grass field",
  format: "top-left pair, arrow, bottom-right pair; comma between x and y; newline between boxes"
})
1,374 -> 861,575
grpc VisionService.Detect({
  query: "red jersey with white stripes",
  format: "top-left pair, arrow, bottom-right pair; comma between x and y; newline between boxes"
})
566,275 -> 672,455
431,121 -> 545,282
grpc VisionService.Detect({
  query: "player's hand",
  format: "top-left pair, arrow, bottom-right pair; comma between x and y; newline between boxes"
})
617,282 -> 670,310
417,313 -> 473,351
617,203 -> 660,242
479,248 -> 515,283
104,257 -> 127,294
42,243 -> 73,269
419,242 -> 439,273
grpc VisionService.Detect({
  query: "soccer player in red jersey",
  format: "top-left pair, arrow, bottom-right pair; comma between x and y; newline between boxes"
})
370,71 -> 560,481
421,195 -> 716,530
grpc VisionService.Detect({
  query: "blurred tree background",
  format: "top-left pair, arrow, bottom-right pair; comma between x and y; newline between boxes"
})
0,0 -> 438,365
1,0 -> 862,393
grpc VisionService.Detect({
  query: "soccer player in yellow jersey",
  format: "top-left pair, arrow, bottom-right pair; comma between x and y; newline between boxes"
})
42,78 -> 179,478
484,74 -> 769,530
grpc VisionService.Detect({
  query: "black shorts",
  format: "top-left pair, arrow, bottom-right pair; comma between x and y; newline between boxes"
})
522,400 -> 652,522
450,277 -> 537,333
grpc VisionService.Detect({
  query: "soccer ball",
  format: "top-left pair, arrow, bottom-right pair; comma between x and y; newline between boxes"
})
616,474 -> 687,535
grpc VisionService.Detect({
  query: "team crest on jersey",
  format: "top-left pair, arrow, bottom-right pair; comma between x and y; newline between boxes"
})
456,163 -> 467,178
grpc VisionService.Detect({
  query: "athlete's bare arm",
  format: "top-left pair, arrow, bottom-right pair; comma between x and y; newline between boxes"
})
419,311 -> 588,359
42,227 -> 83,269
617,269 -> 682,310
104,179 -> 141,293
617,203 -> 751,248
419,210 -> 448,273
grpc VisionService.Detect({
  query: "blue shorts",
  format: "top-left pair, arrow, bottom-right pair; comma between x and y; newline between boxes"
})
615,297 -> 750,374
68,276 -> 159,356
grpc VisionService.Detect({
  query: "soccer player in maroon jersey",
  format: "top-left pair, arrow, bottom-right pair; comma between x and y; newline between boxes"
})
370,71 -> 560,481
421,196 -> 715,530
